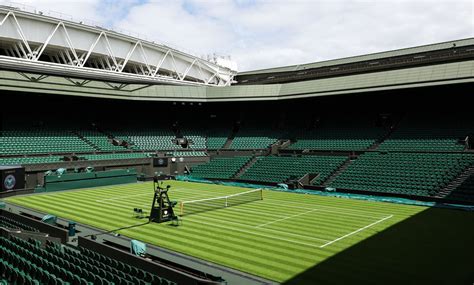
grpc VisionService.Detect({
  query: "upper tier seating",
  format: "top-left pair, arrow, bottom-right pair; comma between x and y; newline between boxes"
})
189,156 -> 252,179
240,155 -> 347,184
1,128 -> 95,155
230,127 -> 280,149
328,152 -> 474,197
179,127 -> 207,149
378,113 -> 474,152
205,127 -> 230,150
77,130 -> 127,152
289,117 -> 386,151
0,235 -> 176,285
112,129 -> 179,151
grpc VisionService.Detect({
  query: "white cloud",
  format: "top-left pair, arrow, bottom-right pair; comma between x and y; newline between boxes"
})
2,0 -> 473,71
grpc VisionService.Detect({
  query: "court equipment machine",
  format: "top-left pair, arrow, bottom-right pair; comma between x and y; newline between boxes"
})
149,177 -> 177,223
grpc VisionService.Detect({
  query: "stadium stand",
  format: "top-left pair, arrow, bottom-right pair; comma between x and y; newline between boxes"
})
111,128 -> 180,151
240,155 -> 347,184
77,130 -> 127,152
0,128 -> 95,155
288,116 -> 387,151
328,152 -> 474,197
0,216 -> 39,232
0,156 -> 64,166
446,173 -> 474,203
0,235 -> 176,285
179,127 -> 207,149
206,128 -> 230,150
81,152 -> 150,161
230,127 -> 280,150
189,156 -> 252,179
377,113 -> 474,152
166,151 -> 208,157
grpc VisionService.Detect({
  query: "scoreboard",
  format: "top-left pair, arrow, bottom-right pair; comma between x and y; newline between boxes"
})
1,166 -> 25,191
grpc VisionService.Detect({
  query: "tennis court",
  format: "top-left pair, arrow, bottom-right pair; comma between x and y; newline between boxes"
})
5,181 -> 426,283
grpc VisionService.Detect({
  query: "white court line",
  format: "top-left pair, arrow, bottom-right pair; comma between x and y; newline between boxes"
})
95,187 -> 211,202
182,217 -> 327,248
184,211 -> 330,242
255,209 -> 319,228
262,198 -> 386,219
94,198 -> 330,245
319,214 -> 394,248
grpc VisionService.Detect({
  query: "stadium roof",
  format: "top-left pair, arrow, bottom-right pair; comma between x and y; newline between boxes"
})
238,37 -> 474,76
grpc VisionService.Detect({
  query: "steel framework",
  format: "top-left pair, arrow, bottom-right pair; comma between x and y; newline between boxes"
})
0,7 -> 236,86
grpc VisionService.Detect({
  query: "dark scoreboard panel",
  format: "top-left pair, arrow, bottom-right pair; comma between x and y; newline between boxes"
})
153,157 -> 169,167
1,166 -> 25,191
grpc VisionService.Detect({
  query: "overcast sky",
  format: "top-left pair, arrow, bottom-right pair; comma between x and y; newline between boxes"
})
2,0 -> 473,71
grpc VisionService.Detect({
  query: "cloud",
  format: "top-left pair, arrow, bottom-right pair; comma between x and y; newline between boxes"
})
2,0 -> 473,71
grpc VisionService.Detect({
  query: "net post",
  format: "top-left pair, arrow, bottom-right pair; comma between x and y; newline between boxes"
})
260,188 -> 263,200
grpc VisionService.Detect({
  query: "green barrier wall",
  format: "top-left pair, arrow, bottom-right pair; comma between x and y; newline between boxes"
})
40,169 -> 137,192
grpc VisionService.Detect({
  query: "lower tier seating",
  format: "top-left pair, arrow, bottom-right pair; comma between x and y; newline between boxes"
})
81,152 -> 150,161
328,152 -> 474,197
0,156 -> 64,165
0,235 -> 176,285
0,216 -> 39,232
240,155 -> 347,184
166,151 -> 208,157
189,156 -> 252,179
446,174 -> 474,203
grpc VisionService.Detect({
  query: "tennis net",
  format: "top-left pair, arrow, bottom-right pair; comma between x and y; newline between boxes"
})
179,189 -> 263,216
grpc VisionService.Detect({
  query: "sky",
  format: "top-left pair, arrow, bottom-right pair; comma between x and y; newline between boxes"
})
1,0 -> 473,71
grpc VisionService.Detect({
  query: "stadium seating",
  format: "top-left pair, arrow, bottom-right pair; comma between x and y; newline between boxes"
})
289,116 -> 386,151
378,113 -> 473,152
0,128 -> 95,155
446,174 -> 474,203
111,129 -> 180,151
328,152 -> 474,197
0,216 -> 39,232
179,127 -> 207,149
166,151 -> 208,157
77,130 -> 127,151
0,156 -> 64,166
206,127 -> 230,150
81,152 -> 150,161
189,156 -> 252,179
0,235 -> 176,285
230,127 -> 280,149
240,155 -> 347,184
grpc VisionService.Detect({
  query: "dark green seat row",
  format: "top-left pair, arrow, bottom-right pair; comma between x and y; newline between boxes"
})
447,174 -> 474,202
240,155 -> 347,185
189,156 -> 252,179
328,153 -> 474,197
0,216 -> 39,232
0,235 -> 176,285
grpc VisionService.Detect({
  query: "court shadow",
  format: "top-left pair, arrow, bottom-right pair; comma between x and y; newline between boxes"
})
283,206 -> 474,285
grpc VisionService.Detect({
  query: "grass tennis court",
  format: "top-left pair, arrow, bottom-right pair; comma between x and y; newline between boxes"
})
5,181 -> 474,284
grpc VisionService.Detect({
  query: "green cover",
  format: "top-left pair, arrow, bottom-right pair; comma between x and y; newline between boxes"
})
40,168 -> 137,192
